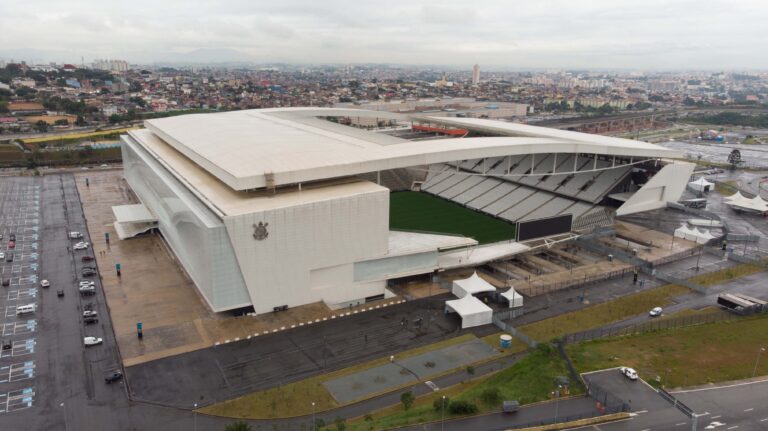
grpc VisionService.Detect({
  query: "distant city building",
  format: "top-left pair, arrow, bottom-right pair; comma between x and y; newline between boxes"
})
472,64 -> 480,86
92,59 -> 129,73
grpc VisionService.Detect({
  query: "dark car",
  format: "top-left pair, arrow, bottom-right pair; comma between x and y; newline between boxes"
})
105,371 -> 123,384
57,289 -> 64,297
81,256 -> 95,262
82,266 -> 97,271
1,339 -> 11,350
5,253 -> 12,262
84,316 -> 99,325
81,269 -> 97,277
1,278 -> 9,287
9,234 -> 15,242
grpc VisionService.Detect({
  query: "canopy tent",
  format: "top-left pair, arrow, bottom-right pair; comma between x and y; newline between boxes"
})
452,271 -> 496,298
688,177 -> 714,193
674,224 -> 717,244
724,191 -> 768,214
501,287 -> 524,308
445,294 -> 493,329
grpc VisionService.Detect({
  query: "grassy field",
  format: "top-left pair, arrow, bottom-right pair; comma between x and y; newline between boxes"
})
390,191 -> 516,244
688,263 -> 764,286
714,180 -> 739,196
345,345 -> 580,430
20,127 -> 138,144
200,334 -> 489,419
567,314 -> 768,389
518,284 -> 692,343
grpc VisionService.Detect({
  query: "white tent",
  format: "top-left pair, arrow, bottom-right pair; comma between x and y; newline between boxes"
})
452,271 -> 496,298
501,287 -> 524,308
674,224 -> 716,244
688,177 -> 714,193
445,294 -> 493,329
674,224 -> 695,239
725,191 -> 768,214
694,228 -> 716,244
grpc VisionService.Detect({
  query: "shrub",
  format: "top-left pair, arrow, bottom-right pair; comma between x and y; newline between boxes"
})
480,387 -> 501,405
448,400 -> 478,415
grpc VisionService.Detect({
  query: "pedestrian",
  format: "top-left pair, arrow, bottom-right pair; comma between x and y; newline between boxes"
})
632,268 -> 638,285
364,334 -> 368,344
721,240 -> 727,251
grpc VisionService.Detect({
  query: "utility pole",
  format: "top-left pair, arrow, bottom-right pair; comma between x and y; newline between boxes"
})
441,395 -> 446,431
752,347 -> 766,378
193,403 -> 198,431
312,401 -> 316,431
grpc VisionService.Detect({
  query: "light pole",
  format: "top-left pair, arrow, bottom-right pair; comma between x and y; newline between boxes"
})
554,384 -> 562,422
60,402 -> 68,431
752,347 -> 766,378
193,403 -> 198,431
312,401 -> 316,431
441,395 -> 446,431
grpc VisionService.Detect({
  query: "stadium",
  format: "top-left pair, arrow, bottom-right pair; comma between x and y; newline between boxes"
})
117,107 -> 693,314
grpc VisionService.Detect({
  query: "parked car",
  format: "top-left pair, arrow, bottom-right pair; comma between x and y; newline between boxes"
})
5,253 -> 12,262
79,281 -> 96,286
105,370 -> 123,383
73,242 -> 90,250
2,339 -> 11,350
69,232 -> 83,239
8,240 -> 15,249
1,278 -> 9,287
79,287 -> 96,296
83,310 -> 98,318
40,279 -> 50,288
81,256 -> 94,262
82,266 -> 97,271
81,269 -> 97,277
9,234 -> 15,241
84,336 -> 103,346
649,307 -> 663,317
0,251 -> 4,259
619,367 -> 639,381
84,316 -> 98,325
57,289 -> 64,297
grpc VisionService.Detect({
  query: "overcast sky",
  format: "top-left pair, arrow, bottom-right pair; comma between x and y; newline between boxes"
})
1,0 -> 766,69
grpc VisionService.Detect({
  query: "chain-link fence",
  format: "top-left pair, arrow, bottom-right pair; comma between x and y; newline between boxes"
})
563,310 -> 741,344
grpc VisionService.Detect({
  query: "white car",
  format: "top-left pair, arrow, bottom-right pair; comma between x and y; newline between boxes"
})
73,242 -> 90,250
649,307 -> 663,317
0,252 -> 4,259
84,336 -> 103,346
79,281 -> 95,286
79,286 -> 95,293
83,310 -> 98,318
69,232 -> 83,239
620,367 -> 639,381
40,279 -> 50,288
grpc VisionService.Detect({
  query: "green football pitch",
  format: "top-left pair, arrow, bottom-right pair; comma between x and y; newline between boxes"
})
389,191 -> 516,244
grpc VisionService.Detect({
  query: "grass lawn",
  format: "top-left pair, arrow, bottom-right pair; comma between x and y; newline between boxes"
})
199,334 -> 486,419
390,191 -> 516,244
345,345 -> 580,431
518,284 -> 692,343
688,264 -> 764,286
567,314 -> 768,389
714,180 -> 739,196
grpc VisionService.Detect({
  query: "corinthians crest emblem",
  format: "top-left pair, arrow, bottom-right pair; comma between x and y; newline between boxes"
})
253,222 -> 269,240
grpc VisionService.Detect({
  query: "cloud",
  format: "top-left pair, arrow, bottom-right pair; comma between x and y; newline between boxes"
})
0,0 -> 766,69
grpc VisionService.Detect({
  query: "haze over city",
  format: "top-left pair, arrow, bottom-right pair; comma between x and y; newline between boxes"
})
1,0 -> 767,69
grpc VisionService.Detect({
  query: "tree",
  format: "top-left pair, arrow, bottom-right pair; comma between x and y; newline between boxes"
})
400,391 -> 415,412
433,396 -> 450,412
34,120 -> 49,133
480,387 -> 501,405
54,119 -> 69,126
465,366 -> 475,376
363,414 -> 374,430
75,115 -> 86,126
224,422 -> 252,431
727,149 -> 742,170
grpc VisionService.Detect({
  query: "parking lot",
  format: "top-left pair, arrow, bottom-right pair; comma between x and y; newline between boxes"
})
0,175 -> 128,429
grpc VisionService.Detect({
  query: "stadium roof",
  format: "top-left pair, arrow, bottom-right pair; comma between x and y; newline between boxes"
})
140,107 -> 681,191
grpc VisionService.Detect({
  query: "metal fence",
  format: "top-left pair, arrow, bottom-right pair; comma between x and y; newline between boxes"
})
563,310 -> 739,344
508,404 -> 627,430
518,267 -> 633,297
492,315 -> 538,348
658,387 -> 695,418
587,382 -> 631,413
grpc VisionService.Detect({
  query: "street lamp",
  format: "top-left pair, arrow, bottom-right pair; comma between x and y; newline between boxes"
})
554,384 -> 562,422
193,403 -> 198,431
441,395 -> 446,431
60,402 -> 68,431
752,347 -> 766,378
312,401 -> 316,431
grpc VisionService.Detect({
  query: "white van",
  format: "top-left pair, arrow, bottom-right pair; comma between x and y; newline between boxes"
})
16,304 -> 36,315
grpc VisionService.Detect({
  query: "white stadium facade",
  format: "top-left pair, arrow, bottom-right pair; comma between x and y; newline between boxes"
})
117,107 -> 693,314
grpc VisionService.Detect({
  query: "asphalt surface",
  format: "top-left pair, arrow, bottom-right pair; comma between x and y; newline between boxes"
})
676,379 -> 768,430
